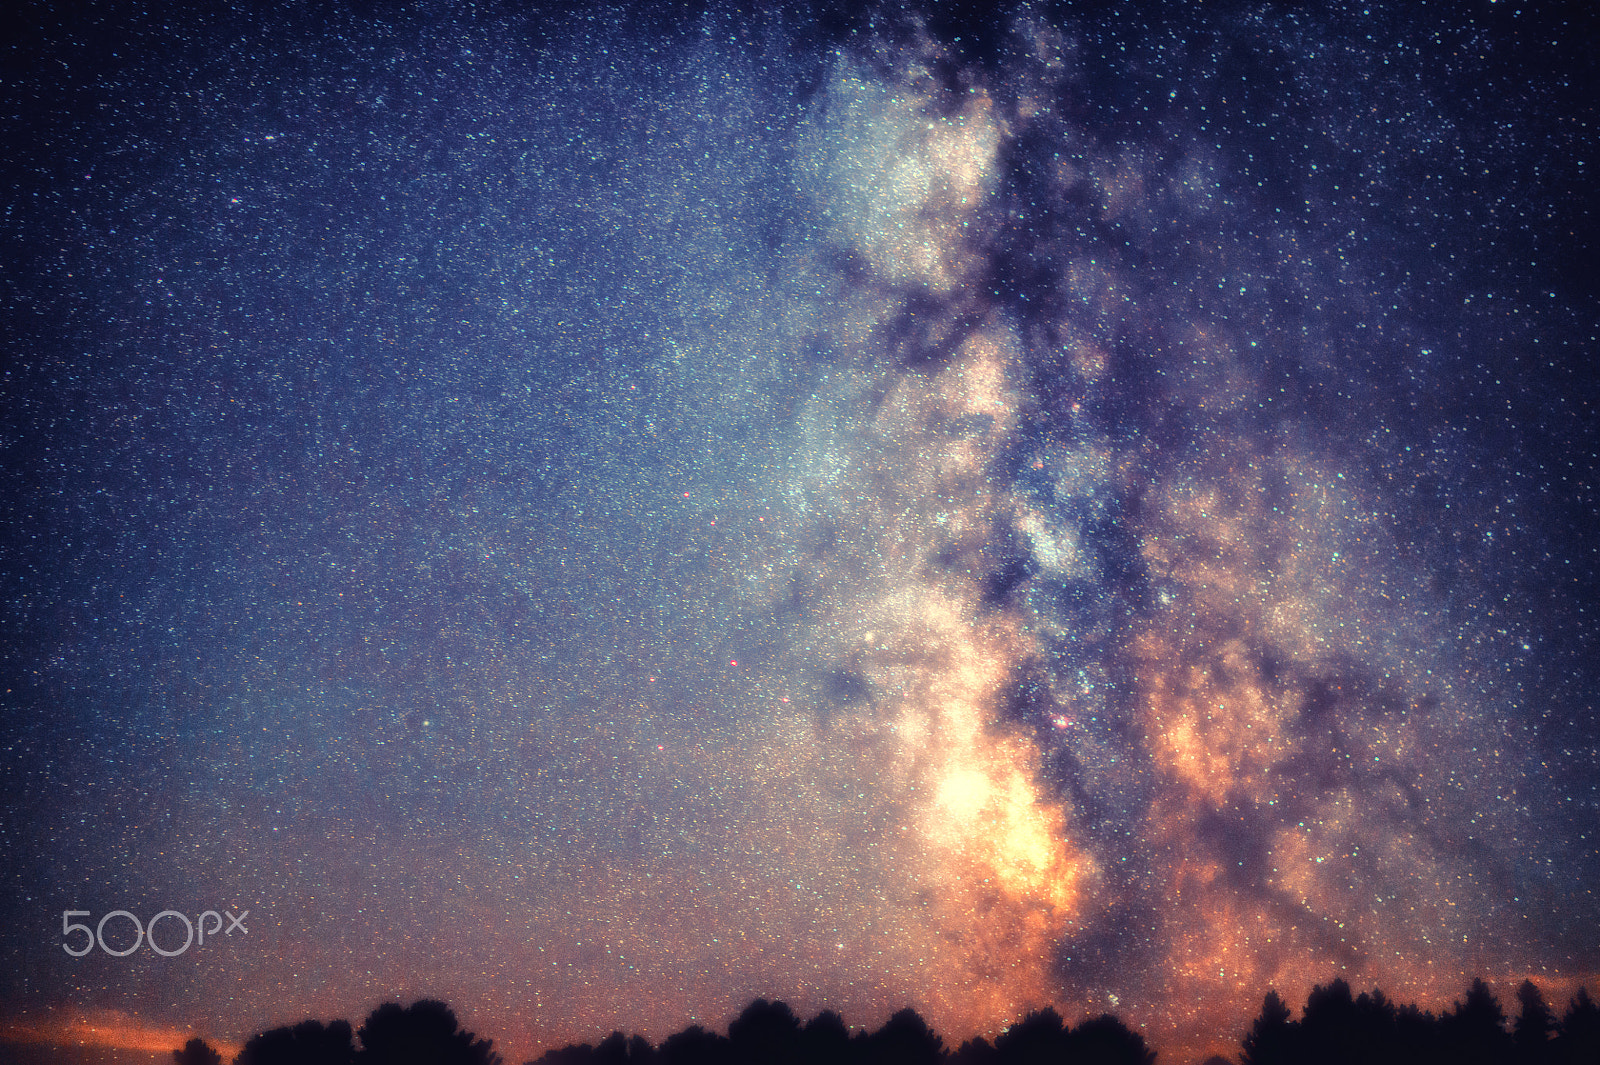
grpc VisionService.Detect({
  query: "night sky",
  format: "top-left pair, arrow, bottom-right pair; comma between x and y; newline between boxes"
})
2,1 -> 1597,1062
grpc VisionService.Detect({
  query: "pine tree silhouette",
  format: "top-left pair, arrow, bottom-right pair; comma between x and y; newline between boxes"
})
1391,1000 -> 1440,1065
1351,989 -> 1401,1065
1442,979 -> 1512,1065
1515,981 -> 1556,1065
1556,988 -> 1600,1065
1241,990 -> 1296,1065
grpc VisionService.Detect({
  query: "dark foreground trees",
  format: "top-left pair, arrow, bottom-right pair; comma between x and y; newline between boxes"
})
530,1000 -> 1149,1065
173,1038 -> 224,1065
359,999 -> 502,1065
218,1000 -> 499,1065
190,977 -> 1600,1065
1240,977 -> 1600,1065
940,1006 -> 1151,1065
235,1019 -> 356,1065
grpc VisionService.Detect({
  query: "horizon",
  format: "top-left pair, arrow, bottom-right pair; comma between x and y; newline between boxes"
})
6,975 -> 1594,1065
4,971 -> 1595,1064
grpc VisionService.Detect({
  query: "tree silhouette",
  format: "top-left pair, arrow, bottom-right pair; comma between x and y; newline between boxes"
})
868,1008 -> 943,1065
1241,990 -> 1297,1065
659,1024 -> 730,1065
1390,1001 -> 1440,1065
1557,988 -> 1600,1065
205,979 -> 1590,1065
1301,978 -> 1362,1065
1515,981 -> 1557,1065
950,1036 -> 997,1065
1072,1014 -> 1154,1065
530,1042 -> 597,1065
1433,972 -> 1504,1061
236,1019 -> 357,1065
1442,978 -> 1512,1065
728,998 -> 804,1065
626,1034 -> 657,1065
993,1007 -> 1071,1065
536,1031 -> 658,1065
1350,989 -> 1402,1065
595,1031 -> 656,1065
1231,979 -> 1536,1065
357,999 -> 502,1065
801,1010 -> 856,1065
172,1037 -> 223,1065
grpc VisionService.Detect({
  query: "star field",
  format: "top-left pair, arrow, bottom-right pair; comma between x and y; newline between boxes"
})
1,3 -> 1596,1063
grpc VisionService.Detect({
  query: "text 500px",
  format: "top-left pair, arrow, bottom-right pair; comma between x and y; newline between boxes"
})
61,909 -> 249,957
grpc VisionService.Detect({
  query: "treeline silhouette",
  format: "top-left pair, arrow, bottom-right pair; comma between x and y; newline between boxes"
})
1240,978 -> 1600,1065
172,1000 -> 499,1065
171,977 -> 1600,1065
531,998 -> 1151,1065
